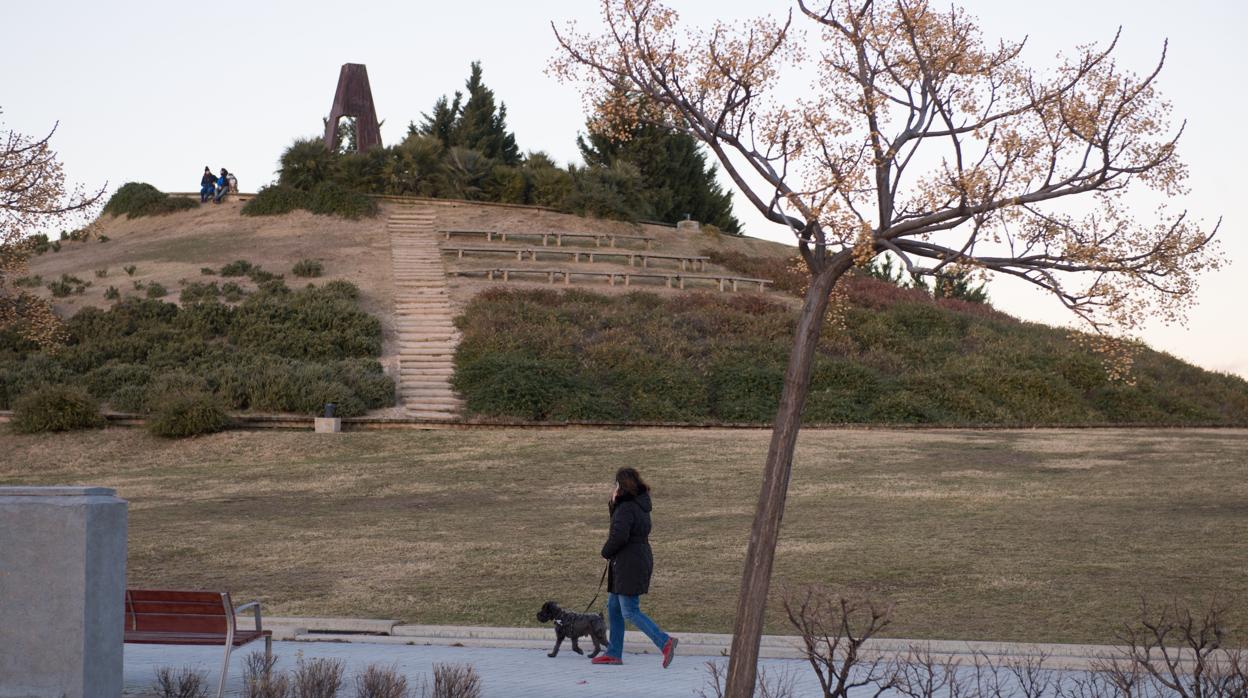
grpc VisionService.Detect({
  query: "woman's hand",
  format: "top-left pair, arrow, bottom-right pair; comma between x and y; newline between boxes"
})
610,482 -> 619,504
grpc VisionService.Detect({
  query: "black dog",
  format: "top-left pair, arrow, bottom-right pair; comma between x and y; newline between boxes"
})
536,601 -> 609,658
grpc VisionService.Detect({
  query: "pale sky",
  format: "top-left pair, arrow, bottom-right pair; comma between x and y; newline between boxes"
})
4,1 -> 1244,378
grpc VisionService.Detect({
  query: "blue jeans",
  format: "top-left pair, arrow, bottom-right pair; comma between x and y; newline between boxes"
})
606,592 -> 669,658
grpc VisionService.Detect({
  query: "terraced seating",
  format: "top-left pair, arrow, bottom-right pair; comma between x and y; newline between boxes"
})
451,268 -> 771,291
442,245 -> 708,270
440,228 -> 655,249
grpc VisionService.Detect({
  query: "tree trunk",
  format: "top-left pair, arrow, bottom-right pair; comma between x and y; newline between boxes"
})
723,261 -> 847,697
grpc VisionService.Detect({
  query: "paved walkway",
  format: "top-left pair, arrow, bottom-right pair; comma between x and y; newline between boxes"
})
122,639 -> 823,697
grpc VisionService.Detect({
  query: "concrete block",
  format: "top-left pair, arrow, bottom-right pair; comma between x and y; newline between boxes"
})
676,219 -> 701,233
0,486 -> 127,698
314,417 -> 342,433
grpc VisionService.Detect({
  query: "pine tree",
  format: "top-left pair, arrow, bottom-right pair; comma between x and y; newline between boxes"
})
413,93 -> 462,148
414,63 -> 520,165
578,119 -> 741,233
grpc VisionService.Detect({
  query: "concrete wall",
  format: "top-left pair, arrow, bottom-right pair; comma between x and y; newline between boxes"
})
0,487 -> 127,698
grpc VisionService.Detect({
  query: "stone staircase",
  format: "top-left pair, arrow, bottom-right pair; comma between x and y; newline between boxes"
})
387,205 -> 464,420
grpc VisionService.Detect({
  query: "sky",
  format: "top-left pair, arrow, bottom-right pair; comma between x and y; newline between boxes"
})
3,0 -> 1245,378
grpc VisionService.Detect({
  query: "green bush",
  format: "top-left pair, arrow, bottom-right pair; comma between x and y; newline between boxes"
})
180,282 -> 221,304
292,259 -> 323,278
102,182 -> 197,219
104,286 -> 120,300
201,267 -> 217,276
13,275 -> 42,288
220,260 -> 253,277
241,184 -> 313,217
0,282 -> 393,419
124,265 -> 137,276
221,282 -> 246,302
308,181 -> 378,219
146,392 -> 230,438
95,268 -> 108,278
10,386 -> 104,433
450,288 -> 1248,426
145,283 -> 168,299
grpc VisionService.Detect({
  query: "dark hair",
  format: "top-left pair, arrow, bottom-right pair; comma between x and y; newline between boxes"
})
615,467 -> 649,496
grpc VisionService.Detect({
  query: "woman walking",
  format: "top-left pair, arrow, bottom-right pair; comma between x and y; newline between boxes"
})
591,467 -> 679,667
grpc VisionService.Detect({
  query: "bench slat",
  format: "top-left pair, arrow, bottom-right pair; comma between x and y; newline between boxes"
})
124,630 -> 269,647
126,613 -> 229,634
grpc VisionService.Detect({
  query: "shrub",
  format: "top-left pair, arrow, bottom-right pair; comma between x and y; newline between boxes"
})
95,268 -> 108,278
146,283 -> 168,299
308,181 -> 379,219
124,264 -> 137,276
292,259 -> 323,278
353,663 -> 409,698
278,137 -> 338,191
291,656 -> 344,698
13,274 -> 41,288
180,281 -> 221,304
431,663 -> 481,698
201,267 -> 217,276
242,651 -> 288,698
151,665 -> 209,698
220,260 -> 254,277
103,182 -> 197,218
10,386 -> 104,433
47,278 -> 73,297
98,235 -> 110,243
104,286 -> 120,300
146,392 -> 230,438
221,282 -> 246,302
241,184 -> 312,217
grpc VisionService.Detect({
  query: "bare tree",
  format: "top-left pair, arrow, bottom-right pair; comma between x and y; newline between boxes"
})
552,2 -> 1222,693
0,109 -> 104,345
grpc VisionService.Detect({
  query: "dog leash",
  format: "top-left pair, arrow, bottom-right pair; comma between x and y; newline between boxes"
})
582,562 -> 610,614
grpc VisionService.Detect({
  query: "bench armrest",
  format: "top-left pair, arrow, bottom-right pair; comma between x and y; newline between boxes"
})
235,600 -> 263,632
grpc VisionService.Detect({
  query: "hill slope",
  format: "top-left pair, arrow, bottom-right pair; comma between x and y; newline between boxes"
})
10,198 -> 1248,425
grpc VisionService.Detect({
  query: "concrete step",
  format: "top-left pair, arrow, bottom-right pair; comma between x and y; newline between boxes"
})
406,411 -> 459,420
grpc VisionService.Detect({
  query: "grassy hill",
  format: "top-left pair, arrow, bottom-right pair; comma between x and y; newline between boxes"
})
6,195 -> 1247,425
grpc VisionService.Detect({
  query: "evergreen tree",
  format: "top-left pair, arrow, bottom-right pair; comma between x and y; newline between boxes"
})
578,119 -> 741,233
413,62 -> 520,165
413,93 -> 462,148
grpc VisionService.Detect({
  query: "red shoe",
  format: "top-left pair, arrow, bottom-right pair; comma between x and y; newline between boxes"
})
591,655 -> 623,665
662,637 -> 679,668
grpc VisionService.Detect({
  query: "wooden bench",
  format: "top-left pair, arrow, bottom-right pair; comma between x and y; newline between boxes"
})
452,268 -> 771,291
442,245 -> 707,270
124,589 -> 271,698
440,229 -> 655,249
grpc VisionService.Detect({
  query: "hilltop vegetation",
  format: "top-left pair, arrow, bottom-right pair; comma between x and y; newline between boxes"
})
276,62 -> 741,229
454,282 -> 1248,425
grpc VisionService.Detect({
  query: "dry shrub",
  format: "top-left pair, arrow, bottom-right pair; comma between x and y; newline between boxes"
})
1094,597 -> 1248,698
430,663 -> 481,698
152,665 -> 209,698
782,586 -> 896,698
355,663 -> 410,698
700,661 -> 799,698
243,650 -> 289,698
291,656 -> 344,698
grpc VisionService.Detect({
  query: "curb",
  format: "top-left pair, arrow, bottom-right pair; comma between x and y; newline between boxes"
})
253,619 -> 1130,671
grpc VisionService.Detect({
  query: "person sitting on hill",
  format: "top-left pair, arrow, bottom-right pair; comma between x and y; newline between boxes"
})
199,166 -> 216,203
213,168 -> 231,204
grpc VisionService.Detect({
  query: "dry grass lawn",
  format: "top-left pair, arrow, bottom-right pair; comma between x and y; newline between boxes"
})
3,426 -> 1245,644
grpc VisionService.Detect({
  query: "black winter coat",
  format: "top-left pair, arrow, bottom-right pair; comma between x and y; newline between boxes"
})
601,490 -> 654,596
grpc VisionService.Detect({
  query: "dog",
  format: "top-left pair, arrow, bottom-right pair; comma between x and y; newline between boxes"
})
536,601 -> 609,658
